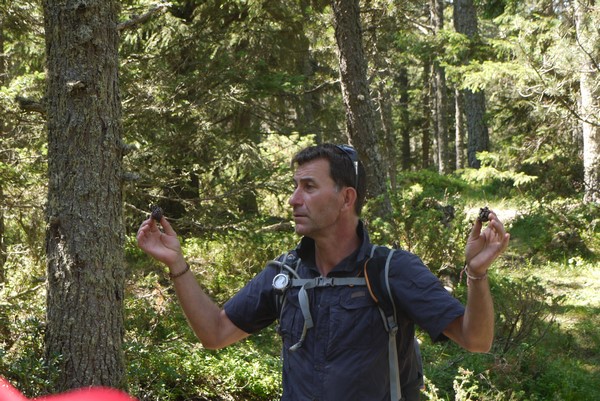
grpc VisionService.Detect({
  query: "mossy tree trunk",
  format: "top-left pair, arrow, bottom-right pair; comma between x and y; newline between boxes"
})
43,0 -> 125,391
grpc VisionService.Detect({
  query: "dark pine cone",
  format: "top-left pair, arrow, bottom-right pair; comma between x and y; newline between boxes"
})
151,205 -> 163,222
478,206 -> 491,222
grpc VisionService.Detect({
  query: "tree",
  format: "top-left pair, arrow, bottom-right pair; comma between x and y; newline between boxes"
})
431,0 -> 451,174
0,0 -> 47,282
454,88 -> 466,169
453,0 -> 489,169
574,0 -> 600,203
43,0 -> 125,391
330,0 -> 391,216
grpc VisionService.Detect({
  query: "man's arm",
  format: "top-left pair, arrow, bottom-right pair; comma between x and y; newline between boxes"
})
137,217 -> 249,349
443,211 -> 510,352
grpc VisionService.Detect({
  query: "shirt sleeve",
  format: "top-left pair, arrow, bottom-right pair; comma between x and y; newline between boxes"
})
389,251 -> 465,342
223,264 -> 280,334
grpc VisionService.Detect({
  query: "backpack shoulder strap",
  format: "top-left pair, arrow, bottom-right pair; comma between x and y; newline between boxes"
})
364,245 -> 402,401
365,246 -> 398,331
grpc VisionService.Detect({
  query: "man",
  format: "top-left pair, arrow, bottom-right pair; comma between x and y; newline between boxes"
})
136,143 -> 510,401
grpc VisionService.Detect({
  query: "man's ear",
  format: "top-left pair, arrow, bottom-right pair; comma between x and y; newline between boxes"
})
341,186 -> 357,212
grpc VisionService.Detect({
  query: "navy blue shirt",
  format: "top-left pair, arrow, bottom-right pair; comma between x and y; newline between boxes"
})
224,223 -> 465,401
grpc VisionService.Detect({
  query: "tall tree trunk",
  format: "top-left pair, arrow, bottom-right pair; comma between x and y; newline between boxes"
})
433,63 -> 450,173
397,68 -> 411,173
431,0 -> 450,174
455,88 -> 466,169
453,0 -> 490,169
376,80 -> 398,191
575,0 -> 600,203
421,59 -> 432,169
296,0 -> 321,142
330,0 -> 391,216
43,0 -> 125,391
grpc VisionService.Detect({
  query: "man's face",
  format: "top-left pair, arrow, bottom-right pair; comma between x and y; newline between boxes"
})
288,158 -> 345,238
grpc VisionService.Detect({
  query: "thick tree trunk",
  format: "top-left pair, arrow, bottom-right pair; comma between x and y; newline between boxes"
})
43,0 -> 125,391
330,0 -> 391,216
575,0 -> 600,203
464,90 -> 489,168
431,0 -> 450,174
453,0 -> 490,169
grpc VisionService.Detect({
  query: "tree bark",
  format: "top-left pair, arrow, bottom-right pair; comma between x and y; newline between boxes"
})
376,80 -> 398,191
43,0 -> 125,391
574,0 -> 600,203
431,0 -> 451,174
421,59 -> 432,169
453,0 -> 490,169
455,88 -> 466,169
397,68 -> 411,173
330,0 -> 391,216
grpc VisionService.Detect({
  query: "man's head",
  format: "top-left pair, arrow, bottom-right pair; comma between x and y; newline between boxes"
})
291,143 -> 367,215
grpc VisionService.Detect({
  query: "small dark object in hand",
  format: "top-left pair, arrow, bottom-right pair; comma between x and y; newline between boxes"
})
478,206 -> 490,222
151,205 -> 163,223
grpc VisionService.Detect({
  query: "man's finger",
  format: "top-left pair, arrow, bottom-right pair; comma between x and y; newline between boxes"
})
160,216 -> 177,236
469,215 -> 483,240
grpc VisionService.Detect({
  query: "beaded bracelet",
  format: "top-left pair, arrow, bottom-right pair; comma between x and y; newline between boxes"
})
169,262 -> 191,280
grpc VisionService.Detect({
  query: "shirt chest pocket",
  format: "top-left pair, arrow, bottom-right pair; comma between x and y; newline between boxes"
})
278,289 -> 305,350
326,288 -> 385,358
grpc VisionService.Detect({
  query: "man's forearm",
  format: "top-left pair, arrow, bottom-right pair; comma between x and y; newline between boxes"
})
462,278 -> 495,352
168,260 -> 248,349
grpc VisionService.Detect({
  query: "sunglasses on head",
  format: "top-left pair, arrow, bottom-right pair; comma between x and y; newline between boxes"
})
335,144 -> 359,189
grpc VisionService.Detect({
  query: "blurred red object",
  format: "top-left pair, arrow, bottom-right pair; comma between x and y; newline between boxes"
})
0,377 -> 137,401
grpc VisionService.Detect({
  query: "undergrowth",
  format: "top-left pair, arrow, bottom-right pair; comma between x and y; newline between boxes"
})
1,171 -> 598,400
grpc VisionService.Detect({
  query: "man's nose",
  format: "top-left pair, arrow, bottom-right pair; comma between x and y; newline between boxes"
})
288,188 -> 301,206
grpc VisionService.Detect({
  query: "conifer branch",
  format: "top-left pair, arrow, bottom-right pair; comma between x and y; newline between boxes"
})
118,3 -> 171,32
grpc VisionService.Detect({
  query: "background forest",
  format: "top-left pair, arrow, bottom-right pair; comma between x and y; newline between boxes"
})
1,0 -> 599,400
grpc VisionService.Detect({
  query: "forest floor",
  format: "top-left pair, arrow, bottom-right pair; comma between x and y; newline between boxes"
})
541,263 -> 600,368
488,202 -> 600,396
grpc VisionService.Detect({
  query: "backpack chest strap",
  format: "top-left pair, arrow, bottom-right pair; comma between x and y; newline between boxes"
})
290,276 -> 366,288
287,276 -> 366,352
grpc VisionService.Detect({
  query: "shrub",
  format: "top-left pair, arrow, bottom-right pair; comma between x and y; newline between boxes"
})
366,171 -> 469,276
508,199 -> 598,262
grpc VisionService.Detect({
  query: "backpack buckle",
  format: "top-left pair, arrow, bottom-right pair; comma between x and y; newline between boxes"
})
316,277 -> 334,287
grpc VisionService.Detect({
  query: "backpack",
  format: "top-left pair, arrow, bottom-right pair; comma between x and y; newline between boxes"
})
269,245 -> 424,401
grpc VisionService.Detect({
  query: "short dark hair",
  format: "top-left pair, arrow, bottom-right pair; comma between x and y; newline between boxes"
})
291,143 -> 366,215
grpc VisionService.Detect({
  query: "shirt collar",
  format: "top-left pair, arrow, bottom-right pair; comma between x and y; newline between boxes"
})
295,220 -> 372,275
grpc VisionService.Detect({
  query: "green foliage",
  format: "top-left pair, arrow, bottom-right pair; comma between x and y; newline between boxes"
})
366,170 -> 469,274
2,0 -> 600,399
124,231 -> 289,400
180,227 -> 297,304
491,274 -> 565,355
457,152 -> 538,188
508,198 -> 599,262
0,249 -> 56,397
